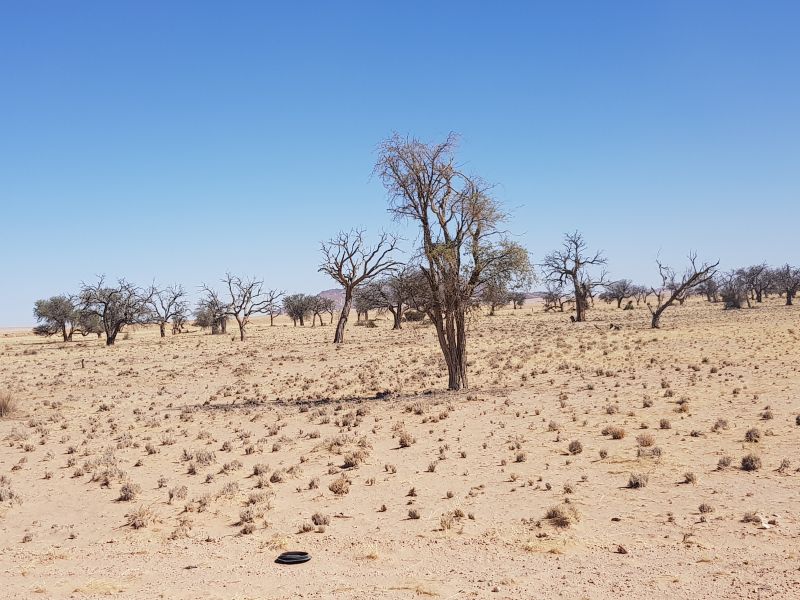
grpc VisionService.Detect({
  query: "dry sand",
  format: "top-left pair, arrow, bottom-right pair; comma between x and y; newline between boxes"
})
1,299 -> 798,599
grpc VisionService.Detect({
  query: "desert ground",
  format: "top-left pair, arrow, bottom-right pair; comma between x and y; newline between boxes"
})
1,298 -> 798,599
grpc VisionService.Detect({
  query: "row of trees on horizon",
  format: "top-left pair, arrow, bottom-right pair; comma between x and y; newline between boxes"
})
31,134 -> 800,391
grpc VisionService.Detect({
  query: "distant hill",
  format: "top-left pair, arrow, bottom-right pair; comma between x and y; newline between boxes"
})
316,288 -> 345,307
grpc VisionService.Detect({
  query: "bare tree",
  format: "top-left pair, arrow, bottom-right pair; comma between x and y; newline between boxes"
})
647,254 -> 719,328
319,229 -> 400,344
632,285 -> 651,305
601,279 -> 635,308
509,291 -> 527,309
308,295 -> 337,326
195,288 -> 229,334
719,270 -> 746,309
542,282 -> 569,312
214,273 -> 282,341
695,277 -> 720,303
737,264 -> 772,303
148,284 -> 188,337
353,282 -> 383,323
542,232 -> 607,322
79,277 -> 153,345
376,133 -> 523,390
773,264 -> 800,306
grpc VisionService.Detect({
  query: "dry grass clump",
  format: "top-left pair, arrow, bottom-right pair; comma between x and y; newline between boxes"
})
408,508 -> 421,520
744,428 -> 761,443
119,481 -> 141,501
659,419 -> 671,430
567,440 -> 582,455
636,433 -> 655,447
698,503 -> 714,514
627,472 -> 649,488
311,512 -> 330,526
168,485 -> 187,504
343,449 -> 369,468
741,453 -> 762,471
126,505 -> 155,529
0,483 -> 18,502
398,431 -> 415,448
683,471 -> 697,484
0,392 -> 17,418
602,425 -> 625,440
544,503 -> 581,528
329,474 -> 350,495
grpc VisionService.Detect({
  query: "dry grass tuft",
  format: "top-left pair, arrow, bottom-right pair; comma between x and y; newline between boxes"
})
0,392 -> 17,418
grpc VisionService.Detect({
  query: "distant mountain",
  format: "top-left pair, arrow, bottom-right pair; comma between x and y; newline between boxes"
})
316,288 -> 345,307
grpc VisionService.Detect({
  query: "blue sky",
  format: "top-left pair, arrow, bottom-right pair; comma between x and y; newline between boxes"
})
1,1 -> 798,326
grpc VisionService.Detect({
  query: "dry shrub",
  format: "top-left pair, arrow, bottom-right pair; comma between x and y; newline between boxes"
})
0,392 -> 17,418
312,512 -> 330,526
636,433 -> 655,447
627,472 -> 648,488
602,426 -> 625,440
544,503 -> 580,528
398,431 -> 415,448
127,505 -> 155,529
744,428 -> 761,443
329,474 -> 350,495
567,440 -> 582,455
119,481 -> 141,501
741,453 -> 761,471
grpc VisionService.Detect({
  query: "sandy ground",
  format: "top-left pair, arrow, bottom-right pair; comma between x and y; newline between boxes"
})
1,298 -> 799,599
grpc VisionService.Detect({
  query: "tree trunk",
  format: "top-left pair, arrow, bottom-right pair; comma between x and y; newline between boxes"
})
334,290 -> 352,344
787,291 -> 794,306
159,322 -> 166,337
651,307 -> 666,328
616,298 -> 623,309
237,318 -> 246,341
61,324 -> 69,342
390,304 -> 402,330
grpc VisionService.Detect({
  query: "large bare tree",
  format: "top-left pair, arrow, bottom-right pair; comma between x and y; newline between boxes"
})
542,232 -> 607,322
319,229 -> 400,343
147,284 -> 188,337
376,133 -> 524,390
214,274 -> 282,341
79,276 -> 153,345
648,254 -> 719,328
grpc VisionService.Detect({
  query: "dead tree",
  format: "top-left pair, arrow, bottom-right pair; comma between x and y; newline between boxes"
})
376,133 -> 523,390
774,264 -> 800,306
148,284 -> 188,337
542,232 -> 607,322
648,254 -> 718,328
319,229 -> 400,344
602,279 -> 635,308
216,274 -> 282,341
79,276 -> 153,345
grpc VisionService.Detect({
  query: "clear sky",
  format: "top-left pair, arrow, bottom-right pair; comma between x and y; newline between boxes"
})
1,1 -> 798,326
